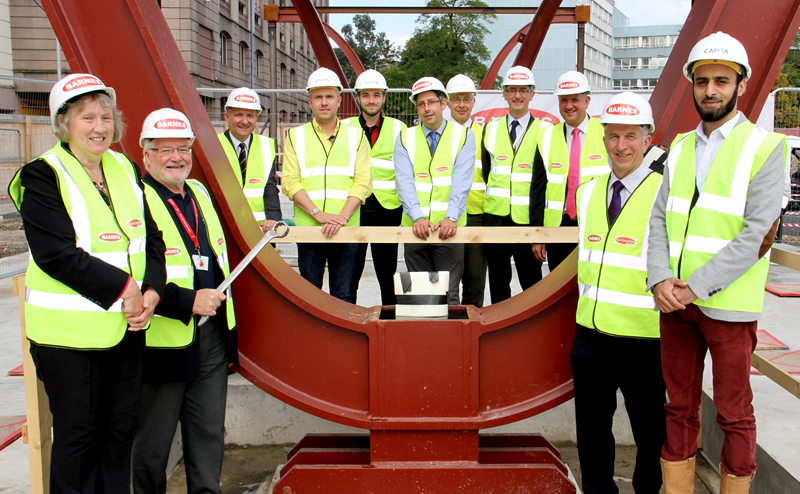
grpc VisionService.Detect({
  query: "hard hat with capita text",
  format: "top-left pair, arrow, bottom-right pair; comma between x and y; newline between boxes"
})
684,31 -> 751,82
225,87 -> 262,113
599,92 -> 654,132
502,66 -> 535,88
445,74 -> 477,95
139,108 -> 196,147
409,77 -> 448,103
49,73 -> 117,132
354,69 -> 388,92
554,70 -> 591,96
306,67 -> 343,92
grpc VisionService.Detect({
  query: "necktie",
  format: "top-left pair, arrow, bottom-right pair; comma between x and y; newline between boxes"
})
510,120 -> 519,150
238,142 -> 247,186
608,180 -> 625,225
566,128 -> 581,219
428,131 -> 439,155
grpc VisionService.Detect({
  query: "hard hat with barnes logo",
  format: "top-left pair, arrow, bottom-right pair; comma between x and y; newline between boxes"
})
307,68 -> 343,92
225,87 -> 262,113
554,70 -> 591,96
445,74 -> 477,95
684,31 -> 751,81
599,92 -> 654,132
409,77 -> 448,103
49,73 -> 116,132
354,69 -> 388,92
139,108 -> 196,147
502,66 -> 535,88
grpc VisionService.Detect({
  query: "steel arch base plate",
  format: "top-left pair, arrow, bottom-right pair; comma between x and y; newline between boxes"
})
275,433 -> 577,494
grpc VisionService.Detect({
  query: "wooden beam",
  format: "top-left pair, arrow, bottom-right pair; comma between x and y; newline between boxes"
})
751,351 -> 800,399
271,226 -> 579,244
769,247 -> 800,271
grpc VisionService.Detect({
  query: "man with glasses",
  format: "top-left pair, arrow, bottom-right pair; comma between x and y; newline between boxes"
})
218,87 -> 281,233
481,66 -> 545,303
133,109 -> 238,493
446,74 -> 487,307
394,77 -> 476,305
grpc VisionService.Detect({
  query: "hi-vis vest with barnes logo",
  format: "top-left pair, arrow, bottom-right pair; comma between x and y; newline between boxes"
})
399,122 -> 469,226
9,146 -> 147,349
540,118 -> 609,226
289,121 -> 364,226
346,116 -> 406,210
466,121 -> 486,215
665,120 -> 786,314
483,116 -> 545,224
143,180 -> 235,348
576,171 -> 662,338
218,133 -> 276,222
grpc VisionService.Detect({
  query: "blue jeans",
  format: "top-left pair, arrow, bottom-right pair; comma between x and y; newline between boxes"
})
298,243 -> 358,302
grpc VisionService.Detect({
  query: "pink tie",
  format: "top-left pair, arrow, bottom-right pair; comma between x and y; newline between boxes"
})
566,127 -> 581,219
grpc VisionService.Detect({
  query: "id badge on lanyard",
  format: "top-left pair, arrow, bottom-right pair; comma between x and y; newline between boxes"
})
167,196 -> 209,271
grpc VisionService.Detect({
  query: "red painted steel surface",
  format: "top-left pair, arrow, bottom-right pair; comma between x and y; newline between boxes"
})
324,22 -> 366,78
513,0 -> 562,69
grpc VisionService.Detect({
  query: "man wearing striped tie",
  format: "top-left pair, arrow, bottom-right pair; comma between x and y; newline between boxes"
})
218,87 -> 282,232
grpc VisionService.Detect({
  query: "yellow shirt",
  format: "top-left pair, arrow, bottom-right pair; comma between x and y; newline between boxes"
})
281,117 -> 372,203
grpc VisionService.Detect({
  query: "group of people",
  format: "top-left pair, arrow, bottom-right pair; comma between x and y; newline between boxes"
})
11,30 -> 784,494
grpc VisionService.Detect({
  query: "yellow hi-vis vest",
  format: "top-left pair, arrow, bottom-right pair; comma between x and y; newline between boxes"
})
346,115 -> 406,210
288,121 -> 364,227
482,116 -> 545,224
466,120 -> 485,215
540,118 -> 609,226
399,122 -> 469,226
576,171 -> 662,338
143,180 -> 235,348
219,133 -> 277,222
665,121 -> 786,314
9,146 -> 147,349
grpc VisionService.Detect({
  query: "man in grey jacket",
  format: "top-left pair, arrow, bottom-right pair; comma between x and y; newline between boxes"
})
646,32 -> 786,494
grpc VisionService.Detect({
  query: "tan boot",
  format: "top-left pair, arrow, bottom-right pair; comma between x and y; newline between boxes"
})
720,465 -> 755,494
661,457 -> 696,494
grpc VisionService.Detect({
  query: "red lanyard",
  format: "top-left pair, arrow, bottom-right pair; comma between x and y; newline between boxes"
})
166,197 -> 201,253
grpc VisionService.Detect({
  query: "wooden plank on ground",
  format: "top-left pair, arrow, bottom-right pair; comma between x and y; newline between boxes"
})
271,226 -> 580,244
769,247 -> 800,271
752,351 -> 800,399
15,274 -> 51,494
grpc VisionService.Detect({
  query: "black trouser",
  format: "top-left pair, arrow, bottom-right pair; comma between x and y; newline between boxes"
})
30,330 -> 145,494
350,194 -> 403,305
461,213 -> 487,307
570,326 -> 667,494
483,213 -> 542,304
546,214 -> 578,273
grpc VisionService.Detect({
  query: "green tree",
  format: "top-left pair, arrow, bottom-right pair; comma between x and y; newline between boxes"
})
773,28 -> 800,128
333,14 -> 400,87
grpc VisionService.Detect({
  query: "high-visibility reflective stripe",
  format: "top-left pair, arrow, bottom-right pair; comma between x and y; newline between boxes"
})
347,127 -> 358,177
577,178 -> 597,243
420,206 -> 430,216
694,193 -> 745,216
547,200 -> 564,210
669,241 -> 683,258
373,180 -> 396,190
108,150 -> 145,212
432,176 -> 452,187
307,189 -> 350,201
129,237 -> 146,255
541,125 -> 555,182
295,127 -> 306,170
93,252 -> 130,269
579,248 -> 648,272
371,158 -> 394,170
415,182 -> 433,193
26,288 -> 124,312
684,235 -> 730,255
548,175 -> 565,184
243,188 -> 263,198
430,201 -> 448,211
167,265 -> 191,280
492,166 -> 512,175
511,173 -> 532,182
486,187 -> 510,198
471,182 -> 486,191
301,167 -> 355,178
667,135 -> 689,189
486,118 -> 499,155
510,196 -> 529,206
666,196 -> 691,215
474,159 -> 482,170
579,283 -> 655,309
217,251 -> 228,267
451,127 -> 460,158
405,128 -> 416,161
581,165 -> 610,177
190,180 -> 213,203
44,153 -> 92,252
253,211 -> 266,221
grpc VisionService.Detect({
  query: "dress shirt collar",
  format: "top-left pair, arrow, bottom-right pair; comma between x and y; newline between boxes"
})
228,131 -> 252,152
313,117 -> 340,138
423,120 -> 447,137
566,115 -> 590,137
695,111 -> 742,144
508,112 -> 531,131
609,158 -> 652,195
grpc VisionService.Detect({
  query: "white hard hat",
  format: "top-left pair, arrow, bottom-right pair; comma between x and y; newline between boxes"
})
409,77 -> 447,103
600,92 -> 655,132
445,74 -> 476,95
554,70 -> 591,96
225,87 -> 261,113
307,67 -> 343,91
502,66 -> 535,88
49,73 -> 117,132
684,31 -> 751,82
139,108 -> 196,147
354,69 -> 388,92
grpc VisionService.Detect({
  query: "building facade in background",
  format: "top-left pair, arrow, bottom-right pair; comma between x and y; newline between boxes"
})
611,10 -> 681,91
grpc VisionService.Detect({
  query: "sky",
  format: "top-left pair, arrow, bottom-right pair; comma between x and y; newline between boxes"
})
327,0 -> 692,50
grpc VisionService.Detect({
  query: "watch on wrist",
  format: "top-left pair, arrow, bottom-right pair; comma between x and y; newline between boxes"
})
310,207 -> 321,216
446,216 -> 458,223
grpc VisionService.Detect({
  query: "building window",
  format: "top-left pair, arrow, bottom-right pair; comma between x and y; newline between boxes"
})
238,1 -> 246,15
279,63 -> 286,88
255,50 -> 264,79
220,31 -> 232,66
239,42 -> 250,74
290,68 -> 296,88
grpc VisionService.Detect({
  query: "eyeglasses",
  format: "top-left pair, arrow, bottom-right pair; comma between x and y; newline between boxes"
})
503,88 -> 533,95
148,146 -> 192,156
416,98 -> 443,109
450,96 -> 474,105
